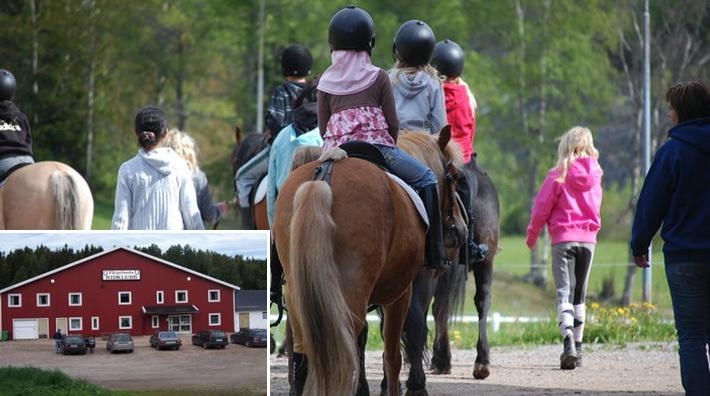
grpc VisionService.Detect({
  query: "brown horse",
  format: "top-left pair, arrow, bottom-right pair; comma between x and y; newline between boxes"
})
0,161 -> 93,229
273,152 -> 424,395
273,128 -> 465,395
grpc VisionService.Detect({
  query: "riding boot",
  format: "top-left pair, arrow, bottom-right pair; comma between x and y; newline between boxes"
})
239,206 -> 253,230
455,171 -> 488,266
418,184 -> 451,270
291,352 -> 308,396
269,242 -> 284,306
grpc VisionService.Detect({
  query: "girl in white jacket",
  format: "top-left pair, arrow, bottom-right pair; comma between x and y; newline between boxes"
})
111,106 -> 203,230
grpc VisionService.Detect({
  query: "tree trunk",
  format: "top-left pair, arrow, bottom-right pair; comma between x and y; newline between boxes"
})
85,0 -> 97,178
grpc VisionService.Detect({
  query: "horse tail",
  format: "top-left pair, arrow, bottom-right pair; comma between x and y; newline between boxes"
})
288,180 -> 358,395
49,171 -> 80,229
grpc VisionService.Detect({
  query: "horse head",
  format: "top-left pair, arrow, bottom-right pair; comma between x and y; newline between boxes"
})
398,128 -> 468,254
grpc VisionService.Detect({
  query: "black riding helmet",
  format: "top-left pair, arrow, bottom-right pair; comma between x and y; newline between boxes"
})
431,39 -> 464,78
281,44 -> 313,77
328,5 -> 376,54
392,20 -> 436,67
0,69 -> 17,101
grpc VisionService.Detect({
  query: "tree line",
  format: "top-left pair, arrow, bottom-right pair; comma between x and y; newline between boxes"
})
0,244 -> 267,290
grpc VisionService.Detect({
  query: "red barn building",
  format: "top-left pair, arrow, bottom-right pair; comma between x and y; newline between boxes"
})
0,247 -> 240,340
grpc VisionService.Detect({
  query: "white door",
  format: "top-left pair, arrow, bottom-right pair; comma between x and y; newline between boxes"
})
13,319 -> 39,340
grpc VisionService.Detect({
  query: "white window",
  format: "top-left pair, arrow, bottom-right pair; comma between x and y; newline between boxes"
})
69,317 -> 82,331
151,316 -> 159,328
208,313 -> 221,326
8,294 -> 21,307
156,290 -> 164,304
68,293 -> 82,306
208,289 -> 220,302
119,316 -> 132,329
118,291 -> 131,305
175,290 -> 188,303
36,293 -> 50,307
91,316 -> 99,330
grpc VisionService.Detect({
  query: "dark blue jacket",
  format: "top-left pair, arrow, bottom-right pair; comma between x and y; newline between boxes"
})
630,117 -> 710,264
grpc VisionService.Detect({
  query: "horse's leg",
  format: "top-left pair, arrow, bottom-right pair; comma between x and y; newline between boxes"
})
402,271 -> 434,396
382,289 -> 412,396
471,258 -> 493,379
355,323 -> 370,396
430,269 -> 453,374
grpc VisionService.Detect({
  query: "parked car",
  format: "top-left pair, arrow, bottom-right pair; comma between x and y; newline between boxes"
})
149,330 -> 182,350
191,330 -> 228,349
230,328 -> 267,348
61,335 -> 87,355
106,333 -> 134,353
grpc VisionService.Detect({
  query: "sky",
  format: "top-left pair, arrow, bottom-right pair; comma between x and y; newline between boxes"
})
0,231 -> 269,259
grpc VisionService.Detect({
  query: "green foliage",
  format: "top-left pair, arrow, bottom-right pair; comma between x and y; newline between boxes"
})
0,367 -> 113,396
0,244 -> 266,291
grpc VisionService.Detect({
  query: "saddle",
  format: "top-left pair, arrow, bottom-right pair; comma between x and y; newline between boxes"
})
0,162 -> 31,185
314,141 -> 428,227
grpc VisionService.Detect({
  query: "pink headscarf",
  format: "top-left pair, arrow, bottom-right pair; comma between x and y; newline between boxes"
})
317,50 -> 380,95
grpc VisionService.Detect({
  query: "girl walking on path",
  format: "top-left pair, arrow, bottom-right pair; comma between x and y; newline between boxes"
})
526,126 -> 603,370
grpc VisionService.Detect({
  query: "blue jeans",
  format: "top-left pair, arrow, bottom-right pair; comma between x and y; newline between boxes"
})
377,145 -> 436,190
665,262 -> 710,396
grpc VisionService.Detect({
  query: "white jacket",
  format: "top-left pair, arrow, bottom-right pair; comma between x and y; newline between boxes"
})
112,147 -> 204,230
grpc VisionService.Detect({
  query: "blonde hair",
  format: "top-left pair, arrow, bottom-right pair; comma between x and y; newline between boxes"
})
391,61 -> 440,86
555,126 -> 600,181
162,128 -> 199,171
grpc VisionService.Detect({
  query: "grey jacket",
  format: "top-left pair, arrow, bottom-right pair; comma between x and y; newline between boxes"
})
388,69 -> 447,134
112,147 -> 204,230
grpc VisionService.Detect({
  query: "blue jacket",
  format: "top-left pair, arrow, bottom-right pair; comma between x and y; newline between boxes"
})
267,125 -> 323,225
630,117 -> 710,263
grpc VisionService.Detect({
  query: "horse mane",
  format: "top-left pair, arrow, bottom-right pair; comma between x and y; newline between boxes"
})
397,130 -> 464,175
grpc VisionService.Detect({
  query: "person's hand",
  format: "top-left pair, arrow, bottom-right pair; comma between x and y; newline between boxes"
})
217,201 -> 228,216
525,236 -> 536,249
633,254 -> 650,268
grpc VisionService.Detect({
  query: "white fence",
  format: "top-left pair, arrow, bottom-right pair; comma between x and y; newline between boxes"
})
271,313 -> 549,333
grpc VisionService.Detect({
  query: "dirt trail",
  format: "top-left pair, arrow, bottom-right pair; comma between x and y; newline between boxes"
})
269,342 -> 684,395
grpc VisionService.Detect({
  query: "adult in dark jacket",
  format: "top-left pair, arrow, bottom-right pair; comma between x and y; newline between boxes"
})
630,80 -> 710,396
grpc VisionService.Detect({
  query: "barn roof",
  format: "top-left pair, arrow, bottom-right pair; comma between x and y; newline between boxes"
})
0,246 -> 240,294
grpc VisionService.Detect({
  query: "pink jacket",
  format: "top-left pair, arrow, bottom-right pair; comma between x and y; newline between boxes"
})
526,157 -> 603,248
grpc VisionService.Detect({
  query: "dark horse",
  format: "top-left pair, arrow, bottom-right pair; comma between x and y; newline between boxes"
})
230,126 -> 270,229
431,160 -> 500,378
393,155 -> 500,394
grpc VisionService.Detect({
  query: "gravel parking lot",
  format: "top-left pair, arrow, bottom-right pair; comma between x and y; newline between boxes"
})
0,335 -> 267,393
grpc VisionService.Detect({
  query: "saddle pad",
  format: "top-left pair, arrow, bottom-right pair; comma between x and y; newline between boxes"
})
253,174 -> 269,205
386,173 -> 429,228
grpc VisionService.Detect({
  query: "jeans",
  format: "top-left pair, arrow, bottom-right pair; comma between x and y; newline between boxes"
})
665,262 -> 710,396
377,145 -> 436,190
235,146 -> 270,208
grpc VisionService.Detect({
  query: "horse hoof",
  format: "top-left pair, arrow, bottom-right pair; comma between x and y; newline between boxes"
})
473,363 -> 490,380
404,389 -> 428,396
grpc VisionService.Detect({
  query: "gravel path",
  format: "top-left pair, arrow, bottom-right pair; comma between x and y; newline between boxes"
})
269,342 -> 684,395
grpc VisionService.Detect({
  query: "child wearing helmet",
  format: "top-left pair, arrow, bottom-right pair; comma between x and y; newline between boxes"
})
0,69 -> 34,183
430,39 -> 488,265
388,20 -> 446,134
431,39 -> 478,163
111,106 -> 203,230
235,43 -> 312,229
318,5 -> 449,271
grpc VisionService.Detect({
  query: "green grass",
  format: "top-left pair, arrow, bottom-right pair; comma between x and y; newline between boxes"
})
0,367 -> 265,396
270,235 -> 675,351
